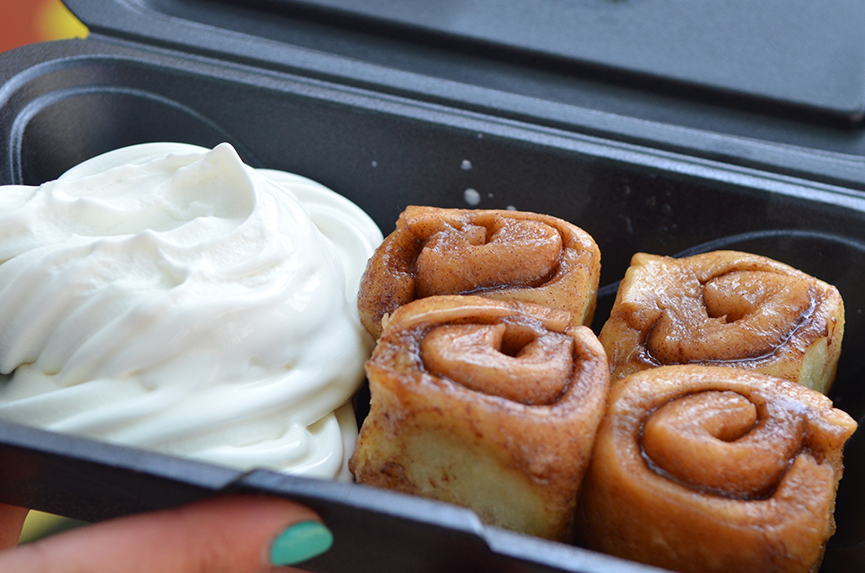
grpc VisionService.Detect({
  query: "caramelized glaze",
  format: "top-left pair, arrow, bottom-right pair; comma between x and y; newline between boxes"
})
599,251 -> 844,392
357,207 -> 601,339
576,365 -> 856,573
350,295 -> 610,541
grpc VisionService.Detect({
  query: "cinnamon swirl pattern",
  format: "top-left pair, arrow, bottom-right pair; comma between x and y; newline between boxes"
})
576,365 -> 857,573
357,206 -> 601,339
349,295 -> 610,541
599,251 -> 844,392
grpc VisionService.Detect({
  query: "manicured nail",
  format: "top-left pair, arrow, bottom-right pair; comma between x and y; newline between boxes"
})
270,520 -> 334,566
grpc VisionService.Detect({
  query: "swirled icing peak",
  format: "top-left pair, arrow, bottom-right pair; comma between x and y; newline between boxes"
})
0,142 -> 383,480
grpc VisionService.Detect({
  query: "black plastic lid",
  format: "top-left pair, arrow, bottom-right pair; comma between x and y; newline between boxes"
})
59,0 -> 865,190
263,0 -> 865,121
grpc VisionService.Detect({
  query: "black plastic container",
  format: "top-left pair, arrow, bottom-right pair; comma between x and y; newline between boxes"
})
1,1 -> 865,571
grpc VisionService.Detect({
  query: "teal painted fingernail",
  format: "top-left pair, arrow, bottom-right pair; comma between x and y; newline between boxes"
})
270,520 -> 333,566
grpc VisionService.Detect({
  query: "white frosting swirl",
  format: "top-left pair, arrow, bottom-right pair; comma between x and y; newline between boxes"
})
0,142 -> 382,480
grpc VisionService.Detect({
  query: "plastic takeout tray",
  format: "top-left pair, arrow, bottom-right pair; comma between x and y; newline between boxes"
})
1,1 -> 865,571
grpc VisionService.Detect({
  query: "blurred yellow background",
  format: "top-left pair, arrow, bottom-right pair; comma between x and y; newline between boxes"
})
0,0 -> 88,54
0,0 -> 88,540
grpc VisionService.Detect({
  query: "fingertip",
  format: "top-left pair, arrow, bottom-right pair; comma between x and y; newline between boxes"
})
0,495 -> 330,573
170,495 -> 330,571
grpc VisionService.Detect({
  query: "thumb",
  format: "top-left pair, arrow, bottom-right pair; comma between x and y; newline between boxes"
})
0,495 -> 332,573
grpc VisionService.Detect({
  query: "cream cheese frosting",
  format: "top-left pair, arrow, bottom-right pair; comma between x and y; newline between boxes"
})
0,142 -> 383,480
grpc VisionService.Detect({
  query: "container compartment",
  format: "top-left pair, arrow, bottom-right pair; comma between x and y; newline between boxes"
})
1,33 -> 865,573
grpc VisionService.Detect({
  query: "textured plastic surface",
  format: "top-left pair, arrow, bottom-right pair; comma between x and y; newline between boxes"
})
58,0 -> 865,190
255,0 -> 865,120
0,3 -> 864,572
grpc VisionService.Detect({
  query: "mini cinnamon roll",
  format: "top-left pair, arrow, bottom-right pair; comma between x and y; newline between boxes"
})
349,295 -> 610,541
576,365 -> 857,573
357,206 -> 601,339
599,251 -> 844,392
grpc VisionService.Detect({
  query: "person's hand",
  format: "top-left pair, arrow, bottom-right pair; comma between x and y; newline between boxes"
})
0,495 -> 333,572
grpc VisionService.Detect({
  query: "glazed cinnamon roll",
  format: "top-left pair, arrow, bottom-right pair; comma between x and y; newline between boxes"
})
357,206 -> 601,339
599,251 -> 844,392
349,295 -> 610,541
576,365 -> 857,573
